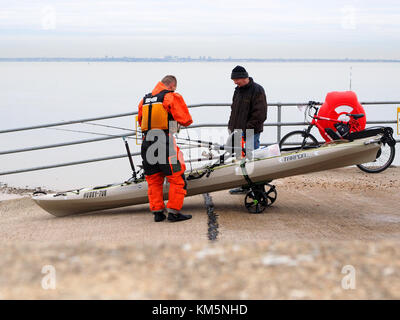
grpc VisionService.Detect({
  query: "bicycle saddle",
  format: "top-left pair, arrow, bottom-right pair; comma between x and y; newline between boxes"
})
346,113 -> 365,119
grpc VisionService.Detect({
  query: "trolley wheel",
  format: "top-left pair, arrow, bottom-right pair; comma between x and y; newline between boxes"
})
356,142 -> 395,173
244,184 -> 278,214
264,184 -> 277,205
244,189 -> 269,214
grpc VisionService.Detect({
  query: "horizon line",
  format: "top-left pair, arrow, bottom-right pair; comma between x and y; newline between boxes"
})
1,57 -> 400,63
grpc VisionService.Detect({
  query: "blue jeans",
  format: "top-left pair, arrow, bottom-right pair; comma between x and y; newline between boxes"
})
244,132 -> 261,152
253,133 -> 261,149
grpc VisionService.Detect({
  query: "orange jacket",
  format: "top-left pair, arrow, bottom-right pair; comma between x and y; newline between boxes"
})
138,82 -> 193,128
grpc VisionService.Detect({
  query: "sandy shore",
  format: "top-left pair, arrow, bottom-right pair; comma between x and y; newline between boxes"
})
0,167 -> 399,299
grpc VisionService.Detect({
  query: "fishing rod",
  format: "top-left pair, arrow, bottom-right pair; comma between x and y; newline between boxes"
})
174,136 -> 224,150
122,136 -> 138,181
46,127 -> 137,139
175,130 -> 246,154
80,120 -> 226,150
48,125 -> 222,180
51,121 -> 241,161
84,122 -> 136,132
61,120 -> 230,152
46,127 -> 204,151
48,125 -> 244,158
174,139 -> 215,149
75,123 -> 217,149
185,152 -> 228,164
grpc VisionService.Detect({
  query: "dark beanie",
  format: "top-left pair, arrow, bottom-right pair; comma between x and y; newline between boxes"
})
231,65 -> 249,79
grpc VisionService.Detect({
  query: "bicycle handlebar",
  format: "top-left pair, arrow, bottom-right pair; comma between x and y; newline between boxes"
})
302,101 -> 364,126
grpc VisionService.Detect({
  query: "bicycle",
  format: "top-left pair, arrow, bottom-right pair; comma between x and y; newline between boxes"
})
279,101 -> 396,173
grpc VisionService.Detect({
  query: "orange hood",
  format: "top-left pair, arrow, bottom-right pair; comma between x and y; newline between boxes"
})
151,82 -> 170,95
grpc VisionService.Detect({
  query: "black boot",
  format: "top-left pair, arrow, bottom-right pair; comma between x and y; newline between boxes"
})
167,212 -> 192,222
153,211 -> 166,222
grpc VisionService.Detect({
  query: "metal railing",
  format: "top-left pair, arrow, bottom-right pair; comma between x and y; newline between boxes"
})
1,102 -> 399,176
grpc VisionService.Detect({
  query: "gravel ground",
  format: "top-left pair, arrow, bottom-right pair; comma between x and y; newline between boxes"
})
0,167 -> 399,299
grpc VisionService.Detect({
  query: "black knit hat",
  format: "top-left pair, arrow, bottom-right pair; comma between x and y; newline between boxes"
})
231,65 -> 249,79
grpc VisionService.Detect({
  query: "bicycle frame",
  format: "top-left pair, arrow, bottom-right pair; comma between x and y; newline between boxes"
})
283,101 -> 394,174
305,103 -> 362,143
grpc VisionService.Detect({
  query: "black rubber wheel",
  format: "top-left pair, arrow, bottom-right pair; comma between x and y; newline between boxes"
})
357,143 -> 396,173
244,189 -> 268,214
264,184 -> 277,205
279,131 -> 319,152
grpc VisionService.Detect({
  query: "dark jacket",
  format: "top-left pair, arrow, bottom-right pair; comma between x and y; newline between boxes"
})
228,77 -> 267,134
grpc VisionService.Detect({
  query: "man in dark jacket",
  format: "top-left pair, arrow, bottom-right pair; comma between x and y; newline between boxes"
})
228,65 -> 268,194
228,65 -> 267,151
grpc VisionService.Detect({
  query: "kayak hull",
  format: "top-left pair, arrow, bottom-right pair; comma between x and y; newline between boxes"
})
33,136 -> 382,217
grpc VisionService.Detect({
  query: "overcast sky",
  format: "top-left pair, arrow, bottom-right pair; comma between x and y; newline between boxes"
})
1,0 -> 399,58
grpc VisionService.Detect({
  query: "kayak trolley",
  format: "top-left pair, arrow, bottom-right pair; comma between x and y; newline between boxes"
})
244,183 -> 277,214
239,158 -> 277,214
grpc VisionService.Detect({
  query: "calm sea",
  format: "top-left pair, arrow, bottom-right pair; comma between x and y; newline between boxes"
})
1,62 -> 399,190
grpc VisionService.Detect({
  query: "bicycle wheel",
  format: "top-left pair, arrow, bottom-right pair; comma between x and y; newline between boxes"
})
279,131 -> 319,152
356,143 -> 396,173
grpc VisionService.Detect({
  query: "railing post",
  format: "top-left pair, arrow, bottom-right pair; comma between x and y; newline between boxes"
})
277,103 -> 282,143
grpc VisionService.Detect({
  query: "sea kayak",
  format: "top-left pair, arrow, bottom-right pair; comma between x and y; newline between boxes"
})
33,135 -> 382,217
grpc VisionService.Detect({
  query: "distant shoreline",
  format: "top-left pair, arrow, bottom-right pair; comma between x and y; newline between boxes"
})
1,57 -> 400,63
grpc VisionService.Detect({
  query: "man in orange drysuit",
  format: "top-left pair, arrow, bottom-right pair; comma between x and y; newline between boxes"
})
137,75 -> 193,222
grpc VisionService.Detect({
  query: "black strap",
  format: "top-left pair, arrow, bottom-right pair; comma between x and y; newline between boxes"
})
142,90 -> 174,132
158,90 -> 175,126
147,102 -> 152,130
240,160 -> 253,186
157,89 -> 174,99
